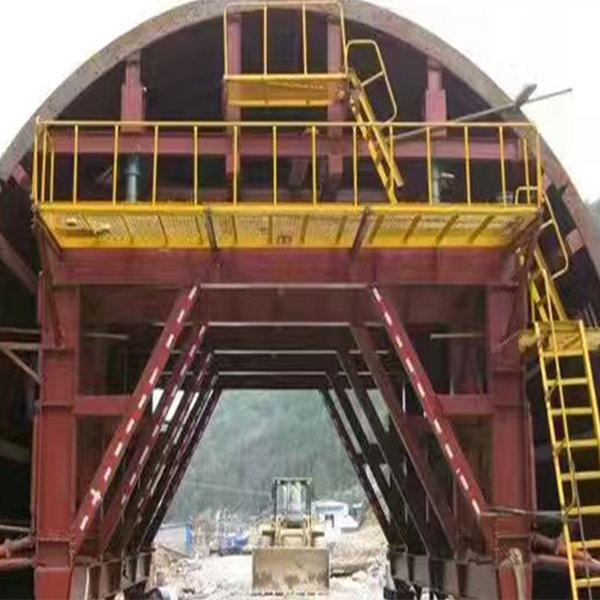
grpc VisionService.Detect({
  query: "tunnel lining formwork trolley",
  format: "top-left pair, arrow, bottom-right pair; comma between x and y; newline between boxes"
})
0,1 -> 600,599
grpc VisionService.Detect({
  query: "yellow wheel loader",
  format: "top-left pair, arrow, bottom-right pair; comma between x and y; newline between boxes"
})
252,478 -> 330,595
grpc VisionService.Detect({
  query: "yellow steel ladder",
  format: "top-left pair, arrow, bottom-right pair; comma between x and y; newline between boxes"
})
346,39 -> 403,203
531,197 -> 600,600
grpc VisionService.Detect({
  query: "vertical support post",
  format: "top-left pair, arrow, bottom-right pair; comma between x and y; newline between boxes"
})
35,287 -> 80,600
486,285 -> 533,599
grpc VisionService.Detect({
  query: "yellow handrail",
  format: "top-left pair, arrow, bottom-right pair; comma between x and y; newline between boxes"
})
32,119 -> 544,210
223,0 -> 348,78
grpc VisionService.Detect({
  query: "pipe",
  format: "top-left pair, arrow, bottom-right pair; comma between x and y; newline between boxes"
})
0,535 -> 34,559
0,557 -> 34,572
124,155 -> 142,203
535,554 -> 600,578
531,532 -> 599,564
0,523 -> 30,534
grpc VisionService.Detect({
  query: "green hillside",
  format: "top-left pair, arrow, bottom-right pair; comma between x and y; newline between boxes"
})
168,390 -> 362,519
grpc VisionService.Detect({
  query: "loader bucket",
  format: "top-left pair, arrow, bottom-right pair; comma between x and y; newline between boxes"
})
252,547 -> 330,595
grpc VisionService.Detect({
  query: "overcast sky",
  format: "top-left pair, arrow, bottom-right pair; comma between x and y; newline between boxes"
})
0,1 -> 596,200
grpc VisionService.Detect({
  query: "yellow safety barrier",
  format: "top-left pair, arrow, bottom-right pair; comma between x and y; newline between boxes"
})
223,0 -> 347,107
31,119 -> 543,250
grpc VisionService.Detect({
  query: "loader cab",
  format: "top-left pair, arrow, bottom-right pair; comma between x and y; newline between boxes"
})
272,477 -> 314,528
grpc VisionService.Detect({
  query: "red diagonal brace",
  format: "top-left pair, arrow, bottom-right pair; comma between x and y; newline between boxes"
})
371,286 -> 489,526
137,382 -> 222,549
70,284 -> 200,556
121,363 -> 216,549
99,324 -> 207,552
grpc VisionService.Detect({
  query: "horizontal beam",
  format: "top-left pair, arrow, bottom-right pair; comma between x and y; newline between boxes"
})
81,286 -> 486,327
50,249 -> 511,287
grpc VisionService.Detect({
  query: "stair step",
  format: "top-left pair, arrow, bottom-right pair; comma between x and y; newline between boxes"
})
550,407 -> 593,417
561,470 -> 600,482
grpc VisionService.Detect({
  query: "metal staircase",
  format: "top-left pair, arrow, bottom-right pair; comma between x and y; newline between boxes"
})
531,203 -> 600,600
346,40 -> 403,203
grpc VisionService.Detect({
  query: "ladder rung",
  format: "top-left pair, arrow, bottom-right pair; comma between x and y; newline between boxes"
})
546,377 -> 589,387
566,439 -> 600,450
566,505 -> 600,517
561,470 -> 600,482
550,408 -> 594,417
572,540 -> 600,551
576,577 -> 600,588
541,350 -> 584,358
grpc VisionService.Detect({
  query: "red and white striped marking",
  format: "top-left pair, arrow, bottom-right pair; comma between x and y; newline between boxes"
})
371,286 -> 488,522
71,286 -> 201,551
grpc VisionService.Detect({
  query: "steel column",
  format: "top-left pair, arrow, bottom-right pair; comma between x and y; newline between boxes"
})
35,287 -> 80,600
99,324 -> 207,553
70,284 -> 200,556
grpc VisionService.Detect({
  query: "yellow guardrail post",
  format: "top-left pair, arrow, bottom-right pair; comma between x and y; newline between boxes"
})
535,132 -> 543,207
426,126 -> 433,205
523,138 -> 531,205
41,126 -> 48,204
498,125 -> 507,205
32,121 -> 39,205
233,125 -> 239,205
464,125 -> 471,205
272,125 -> 278,204
112,125 -> 120,205
193,125 -> 199,205
311,125 -> 317,205
72,125 -> 79,204
49,134 -> 56,204
352,124 -> 358,206
152,125 -> 159,205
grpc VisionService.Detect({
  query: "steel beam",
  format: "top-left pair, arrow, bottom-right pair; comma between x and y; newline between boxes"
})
35,287 -> 80,600
50,248 -> 510,287
319,388 -> 393,545
137,384 -> 223,549
70,284 -> 200,556
370,286 -> 490,542
327,374 -> 422,551
99,324 -> 206,553
122,366 -> 216,550
352,326 -> 458,545
336,350 -> 453,554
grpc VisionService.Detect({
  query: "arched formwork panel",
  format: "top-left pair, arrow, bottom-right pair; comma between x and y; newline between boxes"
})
0,2 -> 597,600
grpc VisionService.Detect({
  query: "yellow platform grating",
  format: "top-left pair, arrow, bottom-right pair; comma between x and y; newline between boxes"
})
37,204 -> 539,250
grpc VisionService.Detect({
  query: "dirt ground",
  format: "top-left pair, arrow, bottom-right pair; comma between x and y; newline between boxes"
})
155,513 -> 389,599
